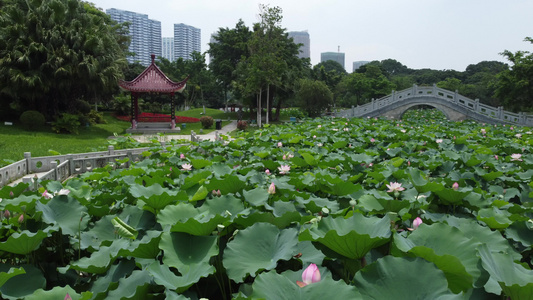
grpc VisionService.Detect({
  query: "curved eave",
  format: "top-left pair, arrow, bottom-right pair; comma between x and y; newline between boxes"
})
119,61 -> 189,93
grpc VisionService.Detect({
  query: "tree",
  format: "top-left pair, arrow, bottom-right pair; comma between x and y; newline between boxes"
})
0,0 -> 127,118
208,20 -> 252,109
297,79 -> 333,117
494,37 -> 533,112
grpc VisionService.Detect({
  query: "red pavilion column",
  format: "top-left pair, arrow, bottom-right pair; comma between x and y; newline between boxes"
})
170,92 -> 176,129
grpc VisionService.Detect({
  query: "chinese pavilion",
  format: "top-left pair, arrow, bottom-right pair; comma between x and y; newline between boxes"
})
119,54 -> 188,132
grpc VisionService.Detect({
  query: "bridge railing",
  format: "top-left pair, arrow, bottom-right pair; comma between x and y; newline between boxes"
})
345,85 -> 532,126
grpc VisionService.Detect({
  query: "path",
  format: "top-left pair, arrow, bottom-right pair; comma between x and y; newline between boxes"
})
129,120 -> 238,143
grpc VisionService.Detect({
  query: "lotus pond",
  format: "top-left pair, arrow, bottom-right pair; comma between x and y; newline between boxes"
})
0,109 -> 532,299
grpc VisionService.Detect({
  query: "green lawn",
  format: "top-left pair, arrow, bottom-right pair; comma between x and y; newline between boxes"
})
0,113 -> 131,163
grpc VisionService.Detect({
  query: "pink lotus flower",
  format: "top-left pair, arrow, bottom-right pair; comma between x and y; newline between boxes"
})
494,155 -> 498,160
268,182 -> 276,194
480,129 -> 486,134
370,138 -> 375,143
436,139 -> 443,143
278,165 -> 290,174
511,153 -> 522,161
277,142 -> 283,147
180,153 -> 185,159
413,217 -> 423,229
265,169 -> 271,175
283,154 -> 287,160
297,264 -> 321,287
386,182 -> 405,193
452,182 -> 459,191
42,190 -> 53,199
181,163 -> 193,171
65,293 -> 72,300
515,134 -> 522,138
317,125 -> 322,128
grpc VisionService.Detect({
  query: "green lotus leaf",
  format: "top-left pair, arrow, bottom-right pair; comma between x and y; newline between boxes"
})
118,230 -> 162,259
223,222 -> 298,282
477,207 -> 512,229
0,267 -> 25,288
299,213 -> 391,259
172,212 -> 227,236
201,195 -> 244,217
434,188 -> 471,205
190,158 -> 212,169
148,261 -> 214,293
90,259 -> 136,299
182,170 -> 212,189
393,222 -> 485,293
409,168 -> 444,193
105,270 -> 151,300
25,286 -> 92,300
79,215 -> 117,250
69,239 -> 129,274
300,152 -> 318,166
251,270 -> 360,299
233,210 -> 301,229
0,195 -> 39,212
358,194 -> 411,213
478,244 -> 533,299
294,195 -> 340,214
111,216 -> 138,240
354,256 -> 463,299
36,195 -> 89,236
160,232 -> 218,275
0,183 -> 29,199
243,187 -> 269,207
205,175 -> 246,194
295,241 -> 326,267
505,221 -> 533,248
0,264 -> 45,300
211,163 -> 233,176
0,230 -> 48,255
190,185 -> 208,202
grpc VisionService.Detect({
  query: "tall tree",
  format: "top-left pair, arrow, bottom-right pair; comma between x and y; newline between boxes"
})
494,37 -> 533,112
297,79 -> 333,117
208,20 -> 251,110
0,0 -> 127,118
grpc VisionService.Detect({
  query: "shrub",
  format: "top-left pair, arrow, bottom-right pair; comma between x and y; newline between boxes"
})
74,99 -> 91,114
19,110 -> 45,130
237,120 -> 248,131
88,110 -> 106,124
52,113 -> 81,134
112,94 -> 131,116
200,116 -> 214,129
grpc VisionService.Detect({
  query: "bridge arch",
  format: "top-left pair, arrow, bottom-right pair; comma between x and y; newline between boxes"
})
338,85 -> 533,126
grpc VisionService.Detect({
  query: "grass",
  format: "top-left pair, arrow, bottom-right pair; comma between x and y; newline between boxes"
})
0,112 -> 131,163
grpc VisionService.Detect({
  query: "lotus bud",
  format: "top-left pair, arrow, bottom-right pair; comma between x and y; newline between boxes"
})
265,169 -> 271,175
18,214 -> 24,223
452,182 -> 459,191
4,210 -> 10,218
413,217 -> 423,229
180,153 -> 185,159
297,264 -> 321,287
217,190 -> 221,197
65,293 -> 72,300
9,191 -> 14,198
268,182 -> 276,195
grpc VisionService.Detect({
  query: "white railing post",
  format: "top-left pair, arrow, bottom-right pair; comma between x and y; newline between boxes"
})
412,84 -> 417,96
498,107 -> 503,120
391,90 -> 395,103
432,84 -> 437,95
50,161 -> 58,181
454,90 -> 459,104
372,98 -> 375,110
108,146 -> 114,155
474,99 -> 479,111
24,152 -> 31,174
67,154 -> 74,176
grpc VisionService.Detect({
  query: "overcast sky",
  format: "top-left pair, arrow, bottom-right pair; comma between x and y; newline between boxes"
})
88,0 -> 533,72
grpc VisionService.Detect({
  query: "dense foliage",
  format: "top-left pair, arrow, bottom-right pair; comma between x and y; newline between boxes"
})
0,0 -> 128,119
0,110 -> 532,299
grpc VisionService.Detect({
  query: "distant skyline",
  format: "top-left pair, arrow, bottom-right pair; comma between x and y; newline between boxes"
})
88,0 -> 533,71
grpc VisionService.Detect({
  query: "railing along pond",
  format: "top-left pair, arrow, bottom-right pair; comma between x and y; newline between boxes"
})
0,130 -> 216,190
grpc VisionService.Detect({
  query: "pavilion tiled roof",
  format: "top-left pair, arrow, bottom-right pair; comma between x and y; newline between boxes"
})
119,54 -> 188,93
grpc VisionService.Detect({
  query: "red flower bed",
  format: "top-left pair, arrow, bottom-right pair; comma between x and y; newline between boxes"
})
116,112 -> 200,123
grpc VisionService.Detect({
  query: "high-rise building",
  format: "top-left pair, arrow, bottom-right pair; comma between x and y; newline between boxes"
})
174,23 -> 201,60
162,37 -> 174,61
321,52 -> 345,69
288,31 -> 310,59
353,61 -> 370,72
106,8 -> 161,66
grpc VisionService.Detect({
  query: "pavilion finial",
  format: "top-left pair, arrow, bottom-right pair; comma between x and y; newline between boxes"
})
151,54 -> 155,63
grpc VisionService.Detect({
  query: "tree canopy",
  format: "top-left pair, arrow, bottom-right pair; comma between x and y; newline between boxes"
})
0,0 -> 127,118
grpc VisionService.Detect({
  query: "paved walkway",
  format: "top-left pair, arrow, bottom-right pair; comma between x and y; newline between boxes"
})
129,120 -> 238,143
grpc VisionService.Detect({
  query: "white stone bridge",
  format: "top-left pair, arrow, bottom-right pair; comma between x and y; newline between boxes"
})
338,85 -> 533,126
